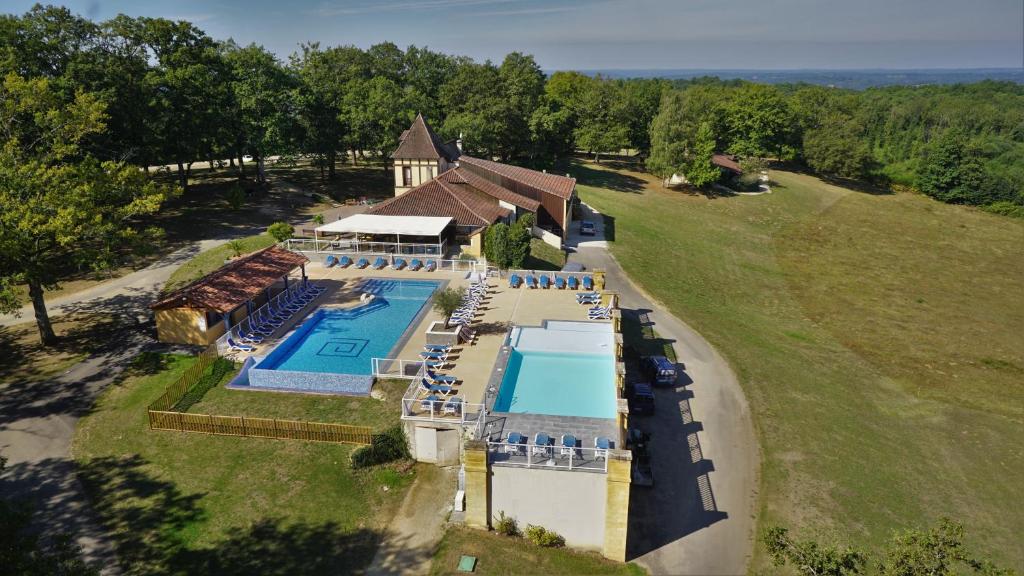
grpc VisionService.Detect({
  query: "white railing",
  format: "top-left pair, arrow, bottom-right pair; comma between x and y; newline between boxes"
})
215,280 -> 319,354
285,237 -> 447,256
485,441 -> 609,472
506,269 -> 597,283
401,397 -> 486,426
372,358 -> 426,380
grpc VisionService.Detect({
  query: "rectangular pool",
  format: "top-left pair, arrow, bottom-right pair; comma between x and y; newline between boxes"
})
244,278 -> 439,394
492,322 -> 617,419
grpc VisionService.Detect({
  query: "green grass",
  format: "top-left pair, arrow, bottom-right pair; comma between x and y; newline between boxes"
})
184,375 -> 410,427
430,527 -> 645,576
526,238 -> 567,271
163,233 -> 276,292
575,163 -> 1024,569
73,354 -> 413,575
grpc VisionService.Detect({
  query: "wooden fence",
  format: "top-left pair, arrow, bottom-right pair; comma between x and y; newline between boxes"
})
146,344 -> 373,446
148,411 -> 373,445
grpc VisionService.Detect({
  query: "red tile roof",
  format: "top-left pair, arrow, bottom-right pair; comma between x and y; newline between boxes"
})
439,167 -> 541,212
458,155 -> 576,200
150,245 -> 308,313
368,177 -> 510,229
392,114 -> 460,161
712,154 -> 743,174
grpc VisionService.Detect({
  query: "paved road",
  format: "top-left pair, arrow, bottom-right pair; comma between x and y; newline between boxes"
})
567,206 -> 760,575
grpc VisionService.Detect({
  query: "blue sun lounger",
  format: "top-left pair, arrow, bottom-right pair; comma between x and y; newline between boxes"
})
324,255 -> 337,267
567,276 -> 579,290
525,275 -> 538,289
508,274 -> 521,288
372,256 -> 387,269
338,255 -> 353,267
357,257 -> 369,268
409,258 -> 423,270
426,370 -> 457,385
582,276 -> 594,290
393,257 -> 407,270
539,275 -> 551,289
227,337 -> 255,352
504,432 -> 526,455
554,276 -> 566,289
419,378 -> 454,396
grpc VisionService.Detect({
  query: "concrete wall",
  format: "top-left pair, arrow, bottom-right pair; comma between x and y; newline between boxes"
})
490,466 -> 608,551
404,420 -> 461,465
154,307 -> 224,346
532,225 -> 562,249
464,231 -> 484,257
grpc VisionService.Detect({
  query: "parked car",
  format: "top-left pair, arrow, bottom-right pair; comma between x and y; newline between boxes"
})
579,220 -> 596,236
627,427 -> 654,487
627,381 -> 655,415
644,355 -> 677,386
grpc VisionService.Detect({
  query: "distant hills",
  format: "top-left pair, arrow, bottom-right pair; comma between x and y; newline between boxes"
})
567,68 -> 1024,89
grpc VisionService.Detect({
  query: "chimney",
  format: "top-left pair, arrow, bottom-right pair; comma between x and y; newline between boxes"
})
456,132 -> 463,152
542,169 -> 547,173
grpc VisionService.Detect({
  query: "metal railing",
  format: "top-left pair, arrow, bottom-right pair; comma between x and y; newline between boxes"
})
372,358 -> 426,380
215,281 -> 319,355
285,237 -> 446,256
402,397 -> 486,426
485,441 -> 609,472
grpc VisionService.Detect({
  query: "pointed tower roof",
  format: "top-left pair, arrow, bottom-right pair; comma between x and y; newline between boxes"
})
392,114 -> 460,161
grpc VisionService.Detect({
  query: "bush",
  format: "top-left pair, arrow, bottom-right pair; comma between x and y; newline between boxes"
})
494,511 -> 520,537
982,200 -> 1024,218
351,426 -> 409,469
226,182 -> 246,209
267,221 -> 294,242
525,524 -> 565,548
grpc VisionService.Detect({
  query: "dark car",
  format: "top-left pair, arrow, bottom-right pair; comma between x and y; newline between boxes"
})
579,220 -> 596,236
627,382 -> 655,415
627,427 -> 654,487
645,355 -> 677,386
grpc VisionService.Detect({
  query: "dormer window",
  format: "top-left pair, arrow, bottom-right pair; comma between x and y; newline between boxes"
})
402,166 -> 412,186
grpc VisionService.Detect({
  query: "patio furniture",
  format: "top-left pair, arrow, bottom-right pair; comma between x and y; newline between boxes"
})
554,276 -> 566,289
531,433 -> 552,458
560,434 -> 578,457
567,276 -> 579,290
525,275 -> 538,289
419,378 -> 454,397
227,337 -> 255,352
372,256 -> 387,269
504,432 -> 526,455
409,258 -> 423,270
539,275 -> 551,289
425,259 -> 437,272
324,255 -> 338,267
426,370 -> 458,385
420,394 -> 441,412
392,257 -> 407,270
508,274 -> 521,288
594,436 -> 611,460
442,396 -> 463,415
357,257 -> 369,268
582,276 -> 594,290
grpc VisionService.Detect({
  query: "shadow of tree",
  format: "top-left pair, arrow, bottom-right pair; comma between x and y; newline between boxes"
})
570,163 -> 647,194
75,454 -> 382,575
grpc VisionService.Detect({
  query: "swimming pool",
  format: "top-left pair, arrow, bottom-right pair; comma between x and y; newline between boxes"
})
492,322 -> 617,419
245,278 -> 439,394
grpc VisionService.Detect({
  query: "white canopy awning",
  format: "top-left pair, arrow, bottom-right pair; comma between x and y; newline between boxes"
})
315,214 -> 453,237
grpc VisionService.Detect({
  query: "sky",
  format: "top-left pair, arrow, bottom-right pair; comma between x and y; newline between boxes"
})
8,0 -> 1024,70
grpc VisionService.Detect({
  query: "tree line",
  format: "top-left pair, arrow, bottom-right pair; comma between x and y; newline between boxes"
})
648,77 -> 1024,213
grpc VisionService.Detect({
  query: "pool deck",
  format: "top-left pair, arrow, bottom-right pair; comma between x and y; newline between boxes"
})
232,263 -> 609,413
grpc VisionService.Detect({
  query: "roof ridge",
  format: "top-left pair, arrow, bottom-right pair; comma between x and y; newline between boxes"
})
434,177 -> 492,223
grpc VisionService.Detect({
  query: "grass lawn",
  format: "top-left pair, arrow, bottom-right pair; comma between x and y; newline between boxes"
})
73,354 -> 414,575
431,527 -> 645,576
527,238 -> 567,270
163,233 -> 276,292
574,162 -> 1024,568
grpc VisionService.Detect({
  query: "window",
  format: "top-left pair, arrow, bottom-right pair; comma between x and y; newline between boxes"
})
402,166 -> 412,186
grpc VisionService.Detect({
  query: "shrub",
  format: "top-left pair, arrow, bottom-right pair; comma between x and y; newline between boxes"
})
227,240 -> 244,257
494,511 -> 520,537
982,200 -> 1024,218
267,221 -> 294,242
351,426 -> 409,469
313,213 -> 325,225
525,524 -> 565,547
226,183 -> 246,209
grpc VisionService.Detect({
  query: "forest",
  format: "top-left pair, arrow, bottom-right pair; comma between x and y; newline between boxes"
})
3,4 -> 1023,213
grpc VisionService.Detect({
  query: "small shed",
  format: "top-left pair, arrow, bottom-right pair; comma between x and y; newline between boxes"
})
150,245 -> 309,346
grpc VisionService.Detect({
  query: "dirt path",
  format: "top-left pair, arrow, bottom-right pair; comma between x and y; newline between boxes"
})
567,204 -> 760,575
367,465 -> 456,576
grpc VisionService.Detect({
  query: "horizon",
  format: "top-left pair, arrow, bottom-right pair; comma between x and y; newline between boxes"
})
6,0 -> 1023,70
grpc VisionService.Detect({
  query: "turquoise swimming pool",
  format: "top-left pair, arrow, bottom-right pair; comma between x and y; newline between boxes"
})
246,279 -> 439,394
493,349 -> 617,418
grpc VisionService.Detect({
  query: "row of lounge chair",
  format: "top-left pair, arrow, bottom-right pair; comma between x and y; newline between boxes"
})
502,432 -> 613,460
324,254 -> 439,272
226,282 -> 326,353
417,343 -> 465,415
508,273 -> 594,291
447,281 -> 488,327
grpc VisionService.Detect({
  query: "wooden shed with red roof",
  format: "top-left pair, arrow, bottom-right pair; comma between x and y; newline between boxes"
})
150,245 -> 309,345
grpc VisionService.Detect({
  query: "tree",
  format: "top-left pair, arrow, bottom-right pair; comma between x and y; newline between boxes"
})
498,52 -> 545,160
682,122 -> 721,188
803,113 -> 875,180
507,216 -> 533,269
574,77 -> 629,162
763,526 -> 866,576
267,222 -> 294,242
483,223 -> 511,269
291,43 -> 347,180
0,73 -> 173,344
725,83 -> 797,160
432,287 -> 465,328
917,129 -> 996,205
440,60 -> 505,157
